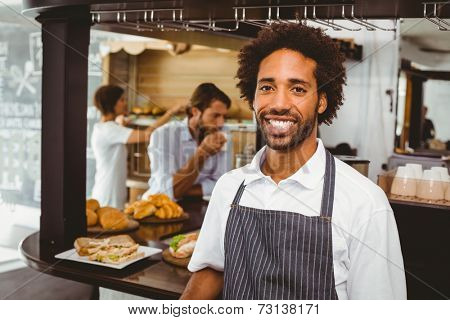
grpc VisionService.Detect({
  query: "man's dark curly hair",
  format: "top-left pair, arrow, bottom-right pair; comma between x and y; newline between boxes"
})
236,23 -> 346,125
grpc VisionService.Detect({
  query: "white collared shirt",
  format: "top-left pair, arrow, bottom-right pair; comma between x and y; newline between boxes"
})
146,119 -> 228,199
188,139 -> 407,300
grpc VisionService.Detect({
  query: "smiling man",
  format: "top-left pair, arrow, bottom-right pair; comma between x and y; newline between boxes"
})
181,24 -> 406,300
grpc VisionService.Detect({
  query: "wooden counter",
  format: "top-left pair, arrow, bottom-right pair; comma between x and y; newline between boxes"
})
19,199 -> 209,299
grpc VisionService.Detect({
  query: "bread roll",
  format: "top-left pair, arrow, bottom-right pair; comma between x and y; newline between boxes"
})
86,209 -> 98,227
96,206 -> 118,219
99,209 -> 129,230
86,199 -> 100,211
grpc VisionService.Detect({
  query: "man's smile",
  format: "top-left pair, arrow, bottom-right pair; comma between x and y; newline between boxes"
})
261,114 -> 299,137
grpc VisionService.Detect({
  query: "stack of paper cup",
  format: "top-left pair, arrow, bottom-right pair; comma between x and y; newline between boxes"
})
391,166 -> 417,197
405,163 -> 423,180
430,167 -> 450,201
417,169 -> 445,201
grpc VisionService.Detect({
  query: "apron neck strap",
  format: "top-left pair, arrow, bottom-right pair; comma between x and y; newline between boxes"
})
232,150 -> 336,217
319,150 -> 336,218
231,180 -> 246,206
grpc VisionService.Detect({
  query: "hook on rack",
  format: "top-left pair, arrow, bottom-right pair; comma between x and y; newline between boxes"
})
347,5 -> 396,32
310,5 -> 361,31
424,2 -> 450,31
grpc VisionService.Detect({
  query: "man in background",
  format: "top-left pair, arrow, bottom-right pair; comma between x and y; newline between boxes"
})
144,83 -> 230,199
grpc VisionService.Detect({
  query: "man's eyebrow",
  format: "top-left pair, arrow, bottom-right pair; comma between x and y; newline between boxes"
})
289,78 -> 311,87
257,77 -> 275,84
257,77 -> 311,87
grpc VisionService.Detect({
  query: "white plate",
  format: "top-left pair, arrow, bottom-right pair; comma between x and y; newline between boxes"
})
54,246 -> 162,270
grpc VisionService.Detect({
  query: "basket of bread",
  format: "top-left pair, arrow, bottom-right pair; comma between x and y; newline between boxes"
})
125,193 -> 189,223
86,199 -> 139,234
162,232 -> 198,268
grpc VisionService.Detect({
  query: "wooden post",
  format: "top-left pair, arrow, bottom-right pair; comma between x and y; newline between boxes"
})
38,7 -> 91,249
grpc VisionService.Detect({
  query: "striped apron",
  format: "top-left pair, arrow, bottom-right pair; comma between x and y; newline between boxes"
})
223,150 -> 338,300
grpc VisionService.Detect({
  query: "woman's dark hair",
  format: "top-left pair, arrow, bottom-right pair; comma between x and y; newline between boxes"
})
187,83 -> 231,117
93,85 -> 124,115
236,23 -> 346,125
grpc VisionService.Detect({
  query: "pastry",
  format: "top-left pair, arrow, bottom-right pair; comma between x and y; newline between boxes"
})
96,206 -> 118,219
133,202 -> 157,220
148,193 -> 171,207
86,199 -> 100,211
99,209 -> 129,230
86,209 -> 98,227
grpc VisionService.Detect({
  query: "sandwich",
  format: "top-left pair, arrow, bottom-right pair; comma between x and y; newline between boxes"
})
74,235 -> 143,264
169,233 -> 198,259
89,243 -> 143,264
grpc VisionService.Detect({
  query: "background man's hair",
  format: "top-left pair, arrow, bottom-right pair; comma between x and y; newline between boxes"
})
236,23 -> 346,125
187,83 -> 231,117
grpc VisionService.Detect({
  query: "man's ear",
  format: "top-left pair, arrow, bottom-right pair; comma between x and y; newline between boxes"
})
318,92 -> 327,114
191,106 -> 201,119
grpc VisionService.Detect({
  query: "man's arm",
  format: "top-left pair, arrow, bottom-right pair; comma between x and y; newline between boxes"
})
347,209 -> 407,299
180,268 -> 224,300
172,149 -> 208,199
172,132 -> 226,199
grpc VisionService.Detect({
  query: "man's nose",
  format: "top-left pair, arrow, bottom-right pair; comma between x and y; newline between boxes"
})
272,90 -> 291,110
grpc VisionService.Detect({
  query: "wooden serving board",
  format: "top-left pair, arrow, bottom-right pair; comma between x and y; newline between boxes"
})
162,248 -> 191,268
87,219 -> 139,235
138,212 -> 190,224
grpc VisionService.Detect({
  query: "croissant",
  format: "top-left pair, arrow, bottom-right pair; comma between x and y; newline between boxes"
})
124,200 -> 148,215
133,202 -> 157,220
148,194 -> 171,207
155,202 -> 183,219
166,201 -> 183,218
155,205 -> 172,219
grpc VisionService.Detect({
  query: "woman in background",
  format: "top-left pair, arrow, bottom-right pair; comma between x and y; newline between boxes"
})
91,85 -> 183,209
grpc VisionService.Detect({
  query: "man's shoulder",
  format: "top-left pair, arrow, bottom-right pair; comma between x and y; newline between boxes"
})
150,119 -> 187,146
212,166 -> 249,198
334,157 -> 390,211
153,119 -> 186,135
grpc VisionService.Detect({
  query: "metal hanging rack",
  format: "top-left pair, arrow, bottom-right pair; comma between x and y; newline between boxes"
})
423,1 -> 450,31
89,3 -> 403,33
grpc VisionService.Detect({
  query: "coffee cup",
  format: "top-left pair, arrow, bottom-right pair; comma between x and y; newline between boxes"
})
390,166 -> 416,197
417,169 -> 444,201
405,163 -> 423,180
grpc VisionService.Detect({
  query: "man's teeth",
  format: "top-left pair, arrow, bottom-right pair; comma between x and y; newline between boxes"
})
268,119 -> 294,129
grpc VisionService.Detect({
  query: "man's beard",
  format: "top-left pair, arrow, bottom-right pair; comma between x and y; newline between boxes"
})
196,117 -> 219,144
257,104 -> 318,151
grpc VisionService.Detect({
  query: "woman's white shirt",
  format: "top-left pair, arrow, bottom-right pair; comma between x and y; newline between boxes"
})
91,121 -> 132,209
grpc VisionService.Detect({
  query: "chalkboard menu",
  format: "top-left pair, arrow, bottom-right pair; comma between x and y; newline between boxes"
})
0,23 -> 113,208
0,24 -> 42,208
